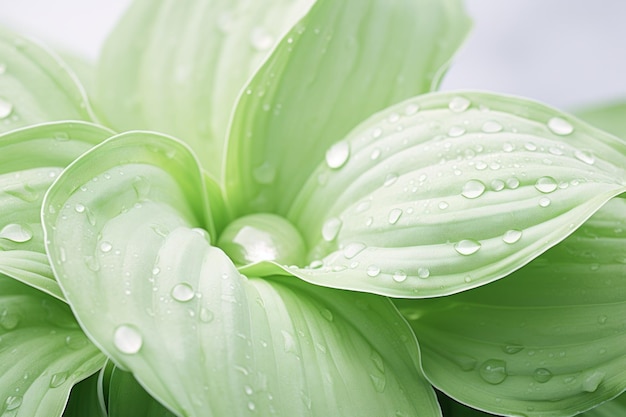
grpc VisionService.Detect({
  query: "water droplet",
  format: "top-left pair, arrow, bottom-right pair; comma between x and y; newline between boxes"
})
582,371 -> 605,392
503,229 -> 523,244
321,217 -> 342,241
0,97 -> 13,119
5,395 -> 22,411
534,176 -> 558,193
320,308 -> 333,322
392,270 -> 407,283
502,343 -> 524,354
171,283 -> 194,302
366,265 -> 381,277
0,223 -> 33,243
325,140 -> 350,169
417,267 -> 430,279
491,179 -> 505,191
343,242 -> 366,259
539,197 -> 551,208
132,176 -> 150,199
448,96 -> 470,112
369,373 -> 386,393
524,142 -> 537,151
0,309 -> 19,330
448,125 -> 466,137
454,239 -> 481,256
383,173 -> 398,187
387,208 -> 402,224
250,27 -> 274,51
371,127 -> 383,139
74,203 -> 86,213
506,177 -> 520,189
388,112 -> 400,123
252,162 -> 276,184
532,367 -> 553,383
438,201 -> 449,210
547,117 -> 574,135
0,63 -> 6,74
479,359 -> 507,384
405,103 -> 419,116
247,401 -> 256,411
482,120 -> 503,133
597,314 -> 608,325
49,372 -> 68,388
113,324 -> 143,354
370,148 -> 381,160
99,241 -> 112,253
281,330 -> 297,354
199,308 -> 214,323
502,142 -> 515,152
574,150 -> 595,165
65,334 -> 88,350
355,200 -> 371,213
461,180 -> 486,199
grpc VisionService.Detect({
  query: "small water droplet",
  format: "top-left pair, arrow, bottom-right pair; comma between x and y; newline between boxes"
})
438,201 -> 449,210
250,27 -> 274,51
503,229 -> 523,244
113,324 -> 143,354
524,142 -> 537,151
597,314 -> 608,325
49,372 -> 68,388
370,148 -> 381,160
547,117 -> 574,135
343,242 -> 366,259
502,343 -> 524,354
534,176 -> 558,193
448,125 -> 466,137
371,127 -> 383,139
99,241 -> 112,253
199,307 -> 214,323
0,309 -> 19,330
366,265 -> 381,277
479,359 -> 507,384
506,177 -> 520,189
355,200 -> 371,213
322,217 -> 342,241
388,112 -> 400,123
502,142 -> 515,152
539,197 -> 551,208
171,283 -> 194,302
325,140 -> 350,169
247,401 -> 256,411
387,208 -> 402,224
5,395 -> 22,411
454,239 -> 481,256
0,223 -> 33,243
74,203 -> 86,213
461,180 -> 486,199
392,270 -> 407,283
532,367 -> 553,383
252,162 -> 276,184
491,179 -> 505,191
0,97 -> 13,119
383,173 -> 399,187
482,120 -> 503,133
417,267 -> 430,279
574,150 -> 595,165
448,96 -> 470,112
281,330 -> 297,354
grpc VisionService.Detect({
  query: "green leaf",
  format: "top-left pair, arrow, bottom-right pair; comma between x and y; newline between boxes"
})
0,28 -> 96,133
96,0 -> 315,179
62,373 -> 107,417
0,121 -> 113,299
395,197 -> 626,416
108,368 -> 175,417
0,274 -> 106,417
225,0 -> 471,215
576,101 -> 626,140
43,135 -> 441,417
281,91 -> 626,297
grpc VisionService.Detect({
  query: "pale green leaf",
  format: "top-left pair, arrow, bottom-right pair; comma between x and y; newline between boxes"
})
577,101 -> 626,140
0,28 -> 95,133
43,134 -> 441,417
225,0 -> 471,215
0,274 -> 106,417
62,373 -> 107,417
0,121 -> 112,299
96,0 -> 315,179
395,197 -> 626,416
279,91 -> 626,298
108,368 -> 175,417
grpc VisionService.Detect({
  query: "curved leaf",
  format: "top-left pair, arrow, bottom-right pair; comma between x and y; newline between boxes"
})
0,121 -> 113,298
62,373 -> 106,417
225,0 -> 471,215
0,274 -> 105,417
282,91 -> 626,297
96,0 -> 315,178
395,197 -> 626,416
43,135 -> 441,417
577,101 -> 626,140
0,28 -> 95,133
108,368 -> 174,417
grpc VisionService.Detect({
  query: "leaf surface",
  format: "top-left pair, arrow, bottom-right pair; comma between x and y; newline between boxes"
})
577,101 -> 626,139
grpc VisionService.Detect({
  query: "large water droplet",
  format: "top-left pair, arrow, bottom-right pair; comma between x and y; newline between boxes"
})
574,150 -> 595,165
0,97 -> 13,119
448,96 -> 471,112
482,120 -> 503,133
171,283 -> 195,302
0,309 -> 19,330
366,265 -> 381,277
417,267 -> 430,279
114,324 -> 143,354
321,217 -> 342,241
479,359 -> 507,384
547,117 -> 574,135
343,242 -> 366,259
5,395 -> 22,411
49,372 -> 68,388
0,223 -> 33,243
582,371 -> 605,392
325,140 -> 350,169
502,229 -> 523,244
387,208 -> 402,224
392,270 -> 407,283
534,176 -> 558,193
454,239 -> 481,256
532,367 -> 553,383
250,27 -> 274,51
461,180 -> 486,199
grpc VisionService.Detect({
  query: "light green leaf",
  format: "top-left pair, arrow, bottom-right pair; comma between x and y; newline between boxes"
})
395,197 -> 626,416
43,134 -> 441,417
576,101 -> 626,140
0,28 -> 96,133
96,0 -> 315,179
62,373 -> 106,417
0,274 -> 106,417
225,0 -> 471,215
281,91 -> 626,298
108,368 -> 175,417
0,121 -> 113,299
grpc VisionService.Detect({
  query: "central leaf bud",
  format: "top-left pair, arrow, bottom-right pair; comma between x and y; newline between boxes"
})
218,213 -> 306,267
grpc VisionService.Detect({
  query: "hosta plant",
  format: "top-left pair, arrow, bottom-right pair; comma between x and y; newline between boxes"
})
0,0 -> 625,416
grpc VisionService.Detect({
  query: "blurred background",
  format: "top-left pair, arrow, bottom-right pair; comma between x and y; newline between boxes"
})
1,0 -> 625,111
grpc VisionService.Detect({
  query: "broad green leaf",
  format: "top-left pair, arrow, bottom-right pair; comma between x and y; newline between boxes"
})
108,368 -> 175,417
281,91 -> 626,297
0,274 -> 106,417
395,197 -> 626,416
0,28 -> 95,133
62,373 -> 106,417
225,0 -> 471,215
43,134 -> 441,417
577,101 -> 626,140
96,0 -> 315,179
0,121 -> 112,299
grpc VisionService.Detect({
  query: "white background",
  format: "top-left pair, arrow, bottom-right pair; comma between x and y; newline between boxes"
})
1,0 -> 625,111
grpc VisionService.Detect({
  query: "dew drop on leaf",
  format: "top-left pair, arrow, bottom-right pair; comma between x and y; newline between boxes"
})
574,150 -> 595,165
387,208 -> 402,224
502,343 -> 524,354
539,197 -> 551,208
383,173 -> 399,187
448,96 -> 470,112
454,239 -> 481,256
252,162 -> 276,184
534,176 -> 558,193
582,371 -> 605,392
325,140 -> 350,169
281,330 -> 297,354
417,267 -> 430,279
114,324 -> 143,354
461,180 -> 486,199
448,125 -> 466,137
366,265 -> 381,277
392,270 -> 407,283
502,229 -> 523,244
99,241 -> 113,253
171,283 -> 195,302
0,309 -> 19,330
199,308 -> 214,323
481,120 -> 503,133
321,217 -> 342,241
250,27 -> 274,51
405,103 -> 419,116
547,117 -> 574,135
479,359 -> 507,384
0,96 -> 13,119
49,372 -> 68,388
74,203 -> 86,213
343,242 -> 366,259
532,367 -> 553,383
5,395 -> 22,411
506,177 -> 520,189
0,223 -> 33,243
